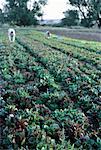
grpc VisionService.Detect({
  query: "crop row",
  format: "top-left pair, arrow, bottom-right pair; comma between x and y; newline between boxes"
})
36,30 -> 101,54
0,39 -> 72,110
16,36 -> 100,119
16,34 -> 101,149
0,31 -> 100,149
24,30 -> 101,70
18,31 -> 101,81
59,36 -> 101,55
16,35 -> 100,86
0,39 -> 78,149
1,36 -> 94,149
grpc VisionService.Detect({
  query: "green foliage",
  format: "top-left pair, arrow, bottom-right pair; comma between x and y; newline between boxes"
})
13,70 -> 25,84
2,68 -> 12,80
0,29 -> 100,150
68,0 -> 101,27
4,0 -> 47,26
61,10 -> 79,26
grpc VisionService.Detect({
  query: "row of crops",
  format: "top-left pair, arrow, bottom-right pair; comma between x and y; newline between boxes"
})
0,29 -> 101,149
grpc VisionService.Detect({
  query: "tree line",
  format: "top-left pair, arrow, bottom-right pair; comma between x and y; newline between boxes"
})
0,0 -> 101,28
0,0 -> 47,26
62,0 -> 101,28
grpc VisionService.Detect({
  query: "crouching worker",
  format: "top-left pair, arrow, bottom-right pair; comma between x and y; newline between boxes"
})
8,28 -> 16,42
45,31 -> 51,39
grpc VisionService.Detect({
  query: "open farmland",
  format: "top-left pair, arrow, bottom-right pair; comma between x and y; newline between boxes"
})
36,27 -> 101,42
0,28 -> 101,150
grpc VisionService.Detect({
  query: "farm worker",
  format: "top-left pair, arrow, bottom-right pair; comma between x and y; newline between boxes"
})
8,28 -> 16,42
46,31 -> 51,39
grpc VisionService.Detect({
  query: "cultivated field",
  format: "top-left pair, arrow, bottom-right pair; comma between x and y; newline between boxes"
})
0,28 -> 101,149
36,27 -> 101,42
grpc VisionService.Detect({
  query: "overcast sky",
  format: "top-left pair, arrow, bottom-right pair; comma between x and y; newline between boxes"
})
0,0 -> 68,20
0,0 -> 5,9
42,0 -> 67,20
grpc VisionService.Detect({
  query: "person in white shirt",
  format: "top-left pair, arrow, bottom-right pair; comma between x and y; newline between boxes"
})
8,28 -> 16,42
45,31 -> 51,39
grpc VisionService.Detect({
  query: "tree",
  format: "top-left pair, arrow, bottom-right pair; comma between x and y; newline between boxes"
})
0,9 -> 5,24
4,0 -> 47,26
68,0 -> 101,28
61,10 -> 79,26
